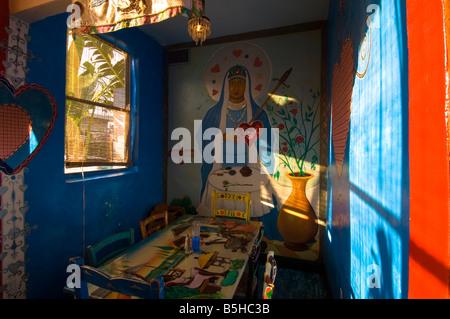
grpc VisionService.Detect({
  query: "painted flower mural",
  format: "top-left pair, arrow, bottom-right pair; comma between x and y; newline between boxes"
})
266,88 -> 320,179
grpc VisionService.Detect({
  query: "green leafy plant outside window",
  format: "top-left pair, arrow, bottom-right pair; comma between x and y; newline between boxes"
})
65,34 -> 131,173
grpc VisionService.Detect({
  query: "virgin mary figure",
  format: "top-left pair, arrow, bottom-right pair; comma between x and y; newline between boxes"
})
196,64 -> 279,218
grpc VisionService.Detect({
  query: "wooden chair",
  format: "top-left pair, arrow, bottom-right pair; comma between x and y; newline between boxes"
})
234,226 -> 265,298
153,203 -> 186,223
69,257 -> 164,299
211,190 -> 251,221
262,251 -> 277,299
86,228 -> 134,267
140,211 -> 168,240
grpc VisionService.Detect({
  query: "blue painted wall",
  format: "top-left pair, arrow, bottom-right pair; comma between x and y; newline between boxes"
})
24,13 -> 165,298
324,0 -> 409,298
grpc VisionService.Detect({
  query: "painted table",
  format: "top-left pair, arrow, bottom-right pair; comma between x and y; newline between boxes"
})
197,165 -> 278,218
91,215 -> 262,299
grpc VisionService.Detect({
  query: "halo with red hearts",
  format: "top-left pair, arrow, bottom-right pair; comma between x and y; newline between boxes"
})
204,42 -> 271,102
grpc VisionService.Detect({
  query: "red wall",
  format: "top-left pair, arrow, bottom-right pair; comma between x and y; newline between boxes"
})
0,0 -> 8,76
0,0 -> 8,300
407,0 -> 450,298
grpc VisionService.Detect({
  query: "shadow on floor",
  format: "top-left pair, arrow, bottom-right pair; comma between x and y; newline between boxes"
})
255,254 -> 332,299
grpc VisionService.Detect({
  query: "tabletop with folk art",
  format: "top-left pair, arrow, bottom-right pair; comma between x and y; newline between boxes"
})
97,215 -> 261,299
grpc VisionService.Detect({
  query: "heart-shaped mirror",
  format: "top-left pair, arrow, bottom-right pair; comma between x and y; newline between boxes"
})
0,78 -> 58,174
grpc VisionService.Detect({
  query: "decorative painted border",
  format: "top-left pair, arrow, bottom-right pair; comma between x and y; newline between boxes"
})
1,169 -> 37,299
0,14 -> 36,300
0,16 -> 31,88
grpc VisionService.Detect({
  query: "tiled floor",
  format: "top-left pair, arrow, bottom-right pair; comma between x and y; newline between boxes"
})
270,267 -> 330,299
255,253 -> 331,299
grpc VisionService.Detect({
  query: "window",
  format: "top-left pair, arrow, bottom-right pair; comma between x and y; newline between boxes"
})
65,34 -> 131,174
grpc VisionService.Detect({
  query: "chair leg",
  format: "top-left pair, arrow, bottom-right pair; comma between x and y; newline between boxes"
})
252,265 -> 259,299
246,262 -> 254,299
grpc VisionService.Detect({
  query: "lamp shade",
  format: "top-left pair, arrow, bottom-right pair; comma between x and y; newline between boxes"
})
188,16 -> 211,45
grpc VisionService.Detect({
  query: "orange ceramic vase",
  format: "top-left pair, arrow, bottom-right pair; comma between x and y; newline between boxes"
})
277,172 -> 318,251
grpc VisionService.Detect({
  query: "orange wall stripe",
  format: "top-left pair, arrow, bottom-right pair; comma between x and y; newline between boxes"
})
407,0 -> 450,298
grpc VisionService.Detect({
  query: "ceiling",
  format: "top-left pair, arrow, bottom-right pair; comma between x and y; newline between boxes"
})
139,0 -> 330,46
11,0 -> 330,47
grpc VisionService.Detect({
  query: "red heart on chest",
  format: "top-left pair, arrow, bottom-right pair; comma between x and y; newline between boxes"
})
237,120 -> 264,146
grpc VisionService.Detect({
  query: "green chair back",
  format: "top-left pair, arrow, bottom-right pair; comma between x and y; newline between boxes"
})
69,257 -> 164,299
86,228 -> 134,267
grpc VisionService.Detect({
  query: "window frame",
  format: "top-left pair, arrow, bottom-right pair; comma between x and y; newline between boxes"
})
64,33 -> 133,175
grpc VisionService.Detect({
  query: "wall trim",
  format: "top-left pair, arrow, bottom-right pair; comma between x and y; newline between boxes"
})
165,20 -> 327,51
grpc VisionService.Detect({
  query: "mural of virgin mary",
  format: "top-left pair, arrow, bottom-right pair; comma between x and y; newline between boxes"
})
196,63 -> 279,219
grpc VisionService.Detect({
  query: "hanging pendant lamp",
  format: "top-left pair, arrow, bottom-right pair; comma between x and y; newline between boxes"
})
188,0 -> 211,45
